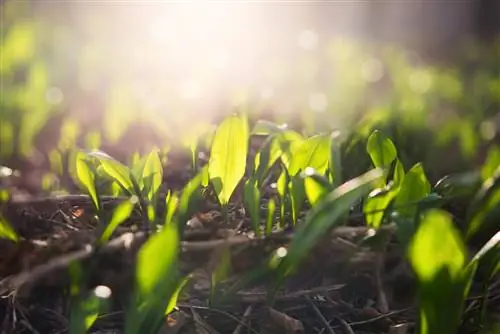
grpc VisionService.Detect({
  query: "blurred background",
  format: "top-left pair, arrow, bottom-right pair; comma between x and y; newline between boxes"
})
1,0 -> 499,192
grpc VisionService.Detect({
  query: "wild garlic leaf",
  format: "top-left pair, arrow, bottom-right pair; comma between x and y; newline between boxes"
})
209,114 -> 249,205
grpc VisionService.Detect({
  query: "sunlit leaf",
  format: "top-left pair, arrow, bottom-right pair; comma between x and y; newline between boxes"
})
243,179 -> 261,236
366,130 -> 397,169
393,159 -> 405,187
175,167 -> 205,233
138,149 -> 163,201
266,198 -> 276,236
394,163 -> 431,218
0,214 -> 19,242
125,223 -> 180,334
209,114 -> 249,205
407,209 -> 469,334
289,175 -> 305,226
288,133 -> 331,177
75,151 -> 100,211
302,167 -> 334,206
274,169 -> 383,281
99,197 -> 137,243
364,187 -> 398,229
91,151 -> 134,195
482,145 -> 500,181
165,274 -> 191,315
165,191 -> 179,225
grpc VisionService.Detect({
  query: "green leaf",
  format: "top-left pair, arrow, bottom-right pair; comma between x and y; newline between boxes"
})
164,191 -> 179,225
126,223 -> 180,334
289,174 -> 306,226
364,187 -> 398,229
467,165 -> 500,240
393,158 -> 405,188
394,163 -> 431,218
254,135 -> 278,185
407,210 -> 469,334
277,130 -> 304,169
209,114 -> 249,205
366,130 -> 397,183
134,150 -> 163,201
329,131 -> 343,188
99,197 -> 137,243
75,151 -> 100,211
165,274 -> 191,315
434,171 -> 481,198
174,167 -> 205,233
210,246 -> 232,303
469,230 -> 500,281
243,179 -> 261,236
91,151 -> 134,195
266,198 -> 276,236
481,145 -> 500,181
0,214 -> 19,242
302,167 -> 335,206
288,133 -> 331,177
274,169 -> 383,281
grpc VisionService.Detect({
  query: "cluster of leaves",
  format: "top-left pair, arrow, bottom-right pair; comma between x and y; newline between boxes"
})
0,112 -> 499,334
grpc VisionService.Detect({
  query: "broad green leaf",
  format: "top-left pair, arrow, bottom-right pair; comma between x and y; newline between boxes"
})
91,151 -> 134,195
277,130 -> 304,169
125,224 -> 180,334
394,163 -> 431,218
302,167 -> 335,206
366,130 -> 397,184
134,150 -> 163,201
288,134 -> 331,176
481,145 -> 500,181
209,114 -> 249,205
0,215 -> 19,242
467,165 -> 500,240
99,197 -> 137,243
135,222 -> 179,296
275,169 -> 383,280
266,198 -> 276,236
75,151 -> 100,211
364,187 -> 398,229
243,179 -> 261,236
407,210 -> 469,334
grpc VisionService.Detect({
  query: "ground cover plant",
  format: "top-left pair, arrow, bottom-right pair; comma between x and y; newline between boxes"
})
0,110 -> 499,334
1,1 -> 500,333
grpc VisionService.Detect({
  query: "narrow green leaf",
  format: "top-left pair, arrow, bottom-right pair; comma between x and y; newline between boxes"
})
289,175 -> 306,226
275,168 -> 383,280
75,151 -> 100,211
481,145 -> 500,181
99,197 -> 137,243
175,167 -> 205,233
366,130 -> 397,185
165,191 -> 179,226
329,131 -> 343,188
434,171 -> 481,198
0,214 -> 19,242
469,230 -> 500,281
211,246 -> 232,303
393,158 -> 405,187
209,114 -> 249,205
467,165 -> 500,240
288,133 -> 331,177
266,198 -> 276,236
407,210 -> 468,334
243,179 -> 261,236
165,274 -> 191,315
